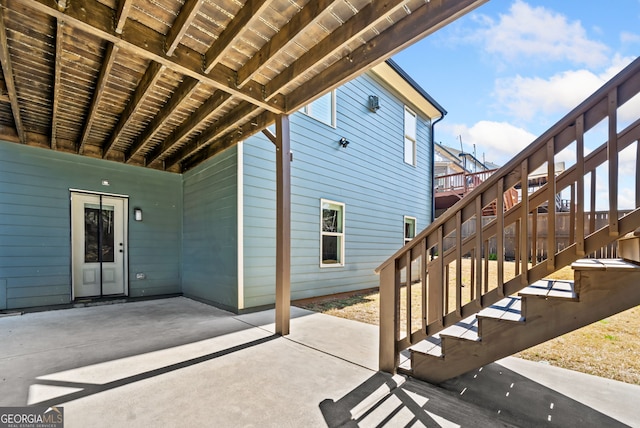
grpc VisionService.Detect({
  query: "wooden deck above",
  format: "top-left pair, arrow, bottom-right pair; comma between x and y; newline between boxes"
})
0,0 -> 487,172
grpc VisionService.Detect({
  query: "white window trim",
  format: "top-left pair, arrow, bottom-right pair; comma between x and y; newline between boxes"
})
320,198 -> 345,268
404,106 -> 417,166
302,91 -> 337,128
404,216 -> 417,245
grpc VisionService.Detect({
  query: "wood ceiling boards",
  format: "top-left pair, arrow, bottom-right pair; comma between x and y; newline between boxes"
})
0,0 -> 486,172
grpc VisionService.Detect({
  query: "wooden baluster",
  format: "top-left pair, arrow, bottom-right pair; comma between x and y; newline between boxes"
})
497,178 -> 505,296
608,89 -> 619,236
590,171 -> 596,235
405,251 -> 412,340
436,226 -> 444,327
636,140 -> 640,207
419,242 -> 426,333
576,114 -> 585,256
455,210 -> 462,317
531,208 -> 538,266
475,196 -> 483,307
547,138 -> 556,271
521,159 -> 529,285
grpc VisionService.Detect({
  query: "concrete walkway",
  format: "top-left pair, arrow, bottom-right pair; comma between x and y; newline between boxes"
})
0,297 -> 638,427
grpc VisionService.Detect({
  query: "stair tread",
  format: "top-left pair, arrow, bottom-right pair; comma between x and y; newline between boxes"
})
478,296 -> 523,322
572,258 -> 640,271
519,279 -> 576,299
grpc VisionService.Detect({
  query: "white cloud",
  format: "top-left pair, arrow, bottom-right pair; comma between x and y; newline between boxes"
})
621,31 -> 640,45
493,55 -> 636,122
444,121 -> 536,166
476,0 -> 609,68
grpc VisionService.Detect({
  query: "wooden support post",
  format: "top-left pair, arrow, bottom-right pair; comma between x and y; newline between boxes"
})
379,263 -> 398,373
275,115 -> 291,335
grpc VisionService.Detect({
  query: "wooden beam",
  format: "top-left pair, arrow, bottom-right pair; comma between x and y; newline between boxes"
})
145,90 -> 232,165
51,19 -> 64,149
78,41 -> 118,153
114,0 -> 134,34
102,61 -> 165,157
274,114 -> 291,336
0,7 -> 25,143
203,0 -> 271,74
125,76 -> 199,163
179,109 -> 276,170
264,0 -> 413,100
285,0 -> 489,111
237,0 -> 338,87
165,0 -> 203,56
14,0 -> 284,113
164,101 -> 260,168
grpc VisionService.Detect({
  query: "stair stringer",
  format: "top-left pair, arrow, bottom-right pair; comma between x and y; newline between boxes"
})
410,263 -> 640,384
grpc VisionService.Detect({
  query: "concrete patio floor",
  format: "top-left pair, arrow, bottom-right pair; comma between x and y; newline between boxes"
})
1,297 -> 638,427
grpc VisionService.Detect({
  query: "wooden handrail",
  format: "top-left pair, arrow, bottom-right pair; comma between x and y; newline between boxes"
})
378,56 -> 640,374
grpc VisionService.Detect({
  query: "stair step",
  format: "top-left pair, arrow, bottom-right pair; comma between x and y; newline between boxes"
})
477,296 -> 523,322
518,279 -> 577,300
572,258 -> 640,271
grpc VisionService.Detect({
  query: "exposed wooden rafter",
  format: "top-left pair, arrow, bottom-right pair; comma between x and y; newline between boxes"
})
286,0 -> 486,111
115,0 -> 135,34
181,109 -> 278,171
164,102 -> 260,169
264,0 -> 411,100
102,61 -> 165,157
50,19 -> 64,149
125,76 -> 200,163
78,41 -> 119,154
165,0 -> 203,57
203,0 -> 271,74
145,91 -> 232,165
15,0 -> 285,113
0,7 -> 25,143
236,0 -> 339,87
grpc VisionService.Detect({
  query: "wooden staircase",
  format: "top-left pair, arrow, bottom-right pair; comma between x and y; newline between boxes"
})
377,57 -> 640,384
406,258 -> 640,383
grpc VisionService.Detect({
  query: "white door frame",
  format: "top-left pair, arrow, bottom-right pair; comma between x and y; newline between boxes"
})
70,190 -> 129,299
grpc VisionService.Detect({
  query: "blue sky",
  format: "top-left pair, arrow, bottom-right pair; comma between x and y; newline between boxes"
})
392,0 -> 640,209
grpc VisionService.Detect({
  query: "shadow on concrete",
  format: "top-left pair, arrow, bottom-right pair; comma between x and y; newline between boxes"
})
30,334 -> 279,408
321,363 -> 629,427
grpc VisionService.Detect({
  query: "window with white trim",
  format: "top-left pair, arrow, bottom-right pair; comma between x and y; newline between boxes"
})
302,91 -> 336,126
321,199 -> 345,266
404,106 -> 417,165
404,216 -> 416,244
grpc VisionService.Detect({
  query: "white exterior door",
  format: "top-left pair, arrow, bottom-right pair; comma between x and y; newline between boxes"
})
71,192 -> 128,298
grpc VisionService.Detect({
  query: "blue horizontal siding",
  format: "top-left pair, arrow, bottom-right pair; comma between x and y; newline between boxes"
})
182,145 -> 239,310
0,141 -> 182,309
241,71 -> 434,307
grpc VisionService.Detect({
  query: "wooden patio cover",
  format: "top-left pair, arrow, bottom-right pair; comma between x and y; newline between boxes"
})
0,0 -> 485,172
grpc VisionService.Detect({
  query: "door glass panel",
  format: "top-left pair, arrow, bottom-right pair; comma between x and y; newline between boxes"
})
84,204 -> 115,263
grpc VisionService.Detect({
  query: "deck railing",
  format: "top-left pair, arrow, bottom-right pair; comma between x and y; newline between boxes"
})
378,57 -> 640,373
435,169 -> 498,194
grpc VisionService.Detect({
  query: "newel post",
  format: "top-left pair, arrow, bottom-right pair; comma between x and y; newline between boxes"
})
379,263 -> 398,373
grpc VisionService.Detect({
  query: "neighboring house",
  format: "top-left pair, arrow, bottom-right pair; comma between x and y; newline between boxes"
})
434,143 -> 497,177
0,60 -> 445,313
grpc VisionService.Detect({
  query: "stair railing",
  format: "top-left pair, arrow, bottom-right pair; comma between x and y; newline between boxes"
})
378,57 -> 640,373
